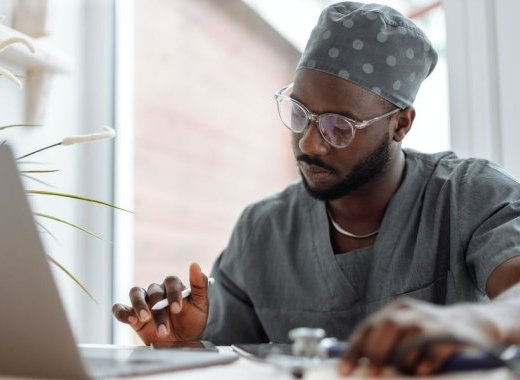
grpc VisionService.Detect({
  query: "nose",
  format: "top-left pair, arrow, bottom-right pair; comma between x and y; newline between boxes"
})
297,121 -> 329,156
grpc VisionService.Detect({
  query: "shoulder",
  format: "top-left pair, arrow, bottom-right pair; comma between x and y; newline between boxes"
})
219,181 -> 314,273
237,180 -> 311,230
404,148 -> 520,188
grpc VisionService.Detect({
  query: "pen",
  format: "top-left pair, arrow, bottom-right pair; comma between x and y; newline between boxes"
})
318,338 -> 349,358
151,277 -> 215,310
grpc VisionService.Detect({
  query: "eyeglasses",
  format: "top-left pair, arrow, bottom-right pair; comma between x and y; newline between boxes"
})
274,83 -> 401,148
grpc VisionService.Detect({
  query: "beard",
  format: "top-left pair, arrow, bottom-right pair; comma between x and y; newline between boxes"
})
299,134 -> 391,201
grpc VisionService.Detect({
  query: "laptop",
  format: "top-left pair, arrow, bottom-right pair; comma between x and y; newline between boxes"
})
0,144 -> 238,378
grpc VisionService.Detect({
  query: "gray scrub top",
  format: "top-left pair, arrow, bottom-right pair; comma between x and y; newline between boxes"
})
201,149 -> 520,344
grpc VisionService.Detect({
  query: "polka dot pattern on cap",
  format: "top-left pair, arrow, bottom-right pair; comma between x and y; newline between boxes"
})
363,63 -> 374,74
328,48 -> 340,58
339,70 -> 350,79
353,39 -> 364,50
386,55 -> 397,67
296,1 -> 438,109
343,19 -> 354,28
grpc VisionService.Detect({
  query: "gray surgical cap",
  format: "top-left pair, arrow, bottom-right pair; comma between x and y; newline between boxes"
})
297,2 -> 438,109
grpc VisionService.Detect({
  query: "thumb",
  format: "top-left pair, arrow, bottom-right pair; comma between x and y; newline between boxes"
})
188,262 -> 209,308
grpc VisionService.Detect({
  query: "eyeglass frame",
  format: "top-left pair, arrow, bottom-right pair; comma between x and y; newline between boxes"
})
274,83 -> 401,148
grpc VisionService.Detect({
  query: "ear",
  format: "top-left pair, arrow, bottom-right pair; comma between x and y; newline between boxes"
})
392,106 -> 415,142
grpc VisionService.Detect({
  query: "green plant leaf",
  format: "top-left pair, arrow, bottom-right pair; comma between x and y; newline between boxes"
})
34,212 -> 110,242
21,174 -> 56,188
20,170 -> 59,188
35,220 -> 60,244
20,169 -> 60,174
46,255 -> 98,303
27,190 -> 133,213
0,123 -> 41,131
16,161 -> 46,165
17,142 -> 61,160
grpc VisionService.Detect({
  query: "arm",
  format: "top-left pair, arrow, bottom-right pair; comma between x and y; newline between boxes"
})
340,259 -> 520,377
481,256 -> 520,342
487,256 -> 520,299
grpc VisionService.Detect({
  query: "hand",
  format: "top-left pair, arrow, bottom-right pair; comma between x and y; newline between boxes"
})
339,298 -> 501,376
112,262 -> 210,345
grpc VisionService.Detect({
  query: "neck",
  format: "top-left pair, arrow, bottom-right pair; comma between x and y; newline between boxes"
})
328,149 -> 406,226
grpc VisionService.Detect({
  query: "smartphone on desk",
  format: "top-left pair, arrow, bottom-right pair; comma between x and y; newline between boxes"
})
232,343 -> 293,360
151,340 -> 218,352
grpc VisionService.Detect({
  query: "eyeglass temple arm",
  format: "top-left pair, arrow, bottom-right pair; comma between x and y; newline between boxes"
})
276,83 -> 294,97
358,108 -> 401,128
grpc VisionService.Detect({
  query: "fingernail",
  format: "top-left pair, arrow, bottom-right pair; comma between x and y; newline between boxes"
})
365,365 -> 378,376
128,316 -> 137,325
158,324 -> 168,337
139,310 -> 149,321
417,363 -> 430,375
170,302 -> 181,314
338,361 -> 352,375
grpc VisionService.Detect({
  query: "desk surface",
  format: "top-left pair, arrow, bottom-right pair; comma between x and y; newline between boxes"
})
125,347 -> 518,380
0,346 -> 516,380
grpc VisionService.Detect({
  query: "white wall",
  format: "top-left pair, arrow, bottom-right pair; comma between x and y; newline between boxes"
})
445,0 -> 520,179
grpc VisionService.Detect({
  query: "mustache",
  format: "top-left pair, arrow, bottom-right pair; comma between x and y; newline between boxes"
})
296,155 -> 336,173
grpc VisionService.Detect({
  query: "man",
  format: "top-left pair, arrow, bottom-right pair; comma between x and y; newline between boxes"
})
113,2 -> 520,376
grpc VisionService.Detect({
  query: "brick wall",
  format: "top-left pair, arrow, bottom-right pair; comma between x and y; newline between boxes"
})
134,0 -> 300,287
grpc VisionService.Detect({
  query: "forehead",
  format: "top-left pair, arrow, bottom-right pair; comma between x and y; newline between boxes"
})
292,69 -> 384,115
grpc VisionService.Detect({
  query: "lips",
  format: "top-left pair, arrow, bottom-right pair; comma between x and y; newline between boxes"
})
299,162 -> 332,182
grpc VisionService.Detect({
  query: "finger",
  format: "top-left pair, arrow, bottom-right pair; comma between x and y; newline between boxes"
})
391,330 -> 428,374
147,283 -> 171,338
340,325 -> 372,375
188,263 -> 209,310
355,318 -> 412,376
112,303 -> 136,324
340,301 -> 414,376
363,319 -> 401,365
416,343 -> 462,376
129,286 -> 151,322
163,276 -> 184,314
364,363 -> 383,377
112,303 -> 144,330
147,282 -> 166,304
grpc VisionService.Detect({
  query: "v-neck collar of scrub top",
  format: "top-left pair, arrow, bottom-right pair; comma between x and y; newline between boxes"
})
307,149 -> 436,306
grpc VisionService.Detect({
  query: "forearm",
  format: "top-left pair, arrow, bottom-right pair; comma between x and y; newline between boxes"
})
476,256 -> 520,345
486,281 -> 520,345
444,281 -> 520,348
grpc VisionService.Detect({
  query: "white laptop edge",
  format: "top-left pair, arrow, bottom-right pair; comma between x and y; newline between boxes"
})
0,145 -> 237,379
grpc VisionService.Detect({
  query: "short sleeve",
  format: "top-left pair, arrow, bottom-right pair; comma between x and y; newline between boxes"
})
461,163 -> 520,294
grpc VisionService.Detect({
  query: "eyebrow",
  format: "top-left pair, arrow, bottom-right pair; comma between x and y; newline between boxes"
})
289,94 -> 364,121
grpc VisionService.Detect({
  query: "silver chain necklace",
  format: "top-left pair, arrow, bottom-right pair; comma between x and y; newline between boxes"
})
327,210 -> 379,239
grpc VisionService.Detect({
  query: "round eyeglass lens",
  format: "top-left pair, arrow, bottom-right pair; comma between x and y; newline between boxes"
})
318,115 -> 355,147
278,98 -> 308,133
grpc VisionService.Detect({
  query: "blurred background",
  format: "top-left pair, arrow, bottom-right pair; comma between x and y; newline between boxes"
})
0,0 -> 518,344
